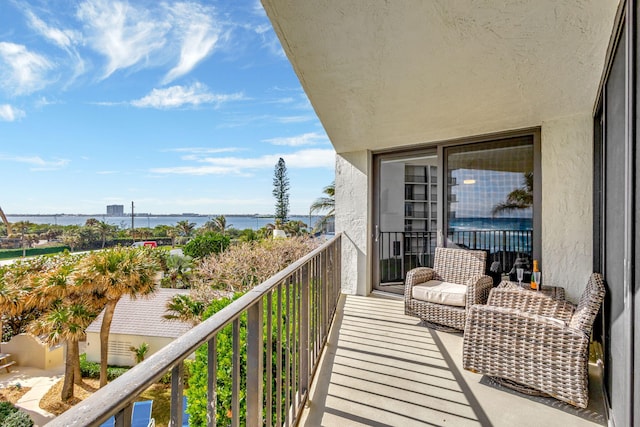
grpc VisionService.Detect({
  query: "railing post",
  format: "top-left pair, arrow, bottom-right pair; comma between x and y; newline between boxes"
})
232,319 -> 240,427
207,336 -> 217,427
114,404 -> 132,427
247,299 -> 264,426
170,362 -> 184,427
300,263 -> 310,397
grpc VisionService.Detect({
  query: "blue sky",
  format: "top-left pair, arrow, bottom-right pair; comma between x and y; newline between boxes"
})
0,0 -> 335,215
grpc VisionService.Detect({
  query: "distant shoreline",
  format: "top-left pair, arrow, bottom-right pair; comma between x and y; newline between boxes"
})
6,213 -> 309,218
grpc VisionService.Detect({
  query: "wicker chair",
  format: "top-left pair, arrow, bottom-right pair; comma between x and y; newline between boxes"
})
404,247 -> 493,331
462,272 -> 606,408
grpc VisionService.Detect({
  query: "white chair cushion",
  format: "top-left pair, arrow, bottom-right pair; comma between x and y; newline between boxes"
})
411,280 -> 467,307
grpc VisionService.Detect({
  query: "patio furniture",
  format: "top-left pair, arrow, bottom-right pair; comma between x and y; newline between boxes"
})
497,280 -> 566,300
462,272 -> 606,408
182,396 -> 189,426
0,354 -> 16,373
404,247 -> 493,331
132,400 -> 154,427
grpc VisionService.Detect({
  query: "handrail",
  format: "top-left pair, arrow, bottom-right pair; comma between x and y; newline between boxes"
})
49,233 -> 342,427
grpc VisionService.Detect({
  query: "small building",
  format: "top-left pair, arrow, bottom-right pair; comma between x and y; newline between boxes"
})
106,204 -> 124,216
85,288 -> 192,367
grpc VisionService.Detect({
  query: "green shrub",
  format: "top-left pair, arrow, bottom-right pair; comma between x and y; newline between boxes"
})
183,233 -> 230,259
79,354 -> 129,380
1,410 -> 33,427
0,245 -> 70,260
187,295 -> 246,426
0,402 -> 17,424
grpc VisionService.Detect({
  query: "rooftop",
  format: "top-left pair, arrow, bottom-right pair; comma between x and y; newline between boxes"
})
86,288 -> 191,338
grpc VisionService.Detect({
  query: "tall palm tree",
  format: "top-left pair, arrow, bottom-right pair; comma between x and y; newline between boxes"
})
492,172 -> 534,216
96,221 -> 115,248
310,181 -> 335,232
164,294 -> 204,326
24,254 -> 96,394
283,220 -> 308,236
75,247 -> 159,387
203,215 -> 232,235
176,220 -> 196,238
30,302 -> 96,400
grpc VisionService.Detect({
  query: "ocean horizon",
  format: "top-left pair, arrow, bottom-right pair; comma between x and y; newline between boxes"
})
6,214 -> 324,231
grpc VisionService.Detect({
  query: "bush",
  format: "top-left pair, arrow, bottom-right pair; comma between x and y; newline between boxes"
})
192,236 -> 318,299
186,295 -> 246,426
0,245 -> 70,260
1,410 -> 33,427
79,354 -> 129,380
183,232 -> 230,259
0,402 -> 16,424
0,402 -> 32,427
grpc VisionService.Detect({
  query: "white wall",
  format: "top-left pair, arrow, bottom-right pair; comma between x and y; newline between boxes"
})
2,334 -> 63,370
336,151 -> 369,295
541,113 -> 594,302
86,332 -> 176,367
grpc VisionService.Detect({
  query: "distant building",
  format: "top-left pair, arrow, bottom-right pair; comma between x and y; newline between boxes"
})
107,204 -> 124,216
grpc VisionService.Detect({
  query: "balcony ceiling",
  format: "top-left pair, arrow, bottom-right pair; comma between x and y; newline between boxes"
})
262,0 -> 620,153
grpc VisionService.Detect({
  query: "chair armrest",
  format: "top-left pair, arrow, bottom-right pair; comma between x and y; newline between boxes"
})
404,267 -> 436,304
487,288 -> 575,323
466,275 -> 494,306
404,267 -> 435,288
465,304 -> 589,350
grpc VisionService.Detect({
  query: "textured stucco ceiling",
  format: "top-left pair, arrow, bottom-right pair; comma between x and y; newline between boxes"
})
262,0 -> 620,153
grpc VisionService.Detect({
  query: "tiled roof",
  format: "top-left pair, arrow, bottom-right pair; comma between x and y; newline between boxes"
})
86,288 -> 193,339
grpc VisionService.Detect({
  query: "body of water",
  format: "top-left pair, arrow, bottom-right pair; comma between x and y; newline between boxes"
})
6,214 -> 322,231
450,217 -> 532,231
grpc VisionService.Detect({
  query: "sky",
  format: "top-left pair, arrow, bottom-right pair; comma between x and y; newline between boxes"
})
0,0 -> 335,216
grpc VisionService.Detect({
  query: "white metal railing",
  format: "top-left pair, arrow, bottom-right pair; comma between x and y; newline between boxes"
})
48,233 -> 342,426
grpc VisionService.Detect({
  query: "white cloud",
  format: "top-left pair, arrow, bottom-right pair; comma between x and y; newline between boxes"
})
25,10 -> 86,81
264,132 -> 329,147
150,148 -> 335,176
131,83 -> 244,109
77,0 -> 170,79
0,105 -> 26,122
0,154 -> 70,171
25,10 -> 81,50
0,42 -> 53,95
162,2 -> 222,84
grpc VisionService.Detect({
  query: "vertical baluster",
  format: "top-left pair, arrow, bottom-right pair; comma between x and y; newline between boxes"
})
207,336 -> 217,427
292,273 -> 298,416
170,362 -> 184,427
300,263 -> 309,400
285,278 -> 291,427
232,319 -> 240,427
114,404 -> 132,427
247,299 -> 263,426
266,293 -> 273,427
276,284 -> 283,427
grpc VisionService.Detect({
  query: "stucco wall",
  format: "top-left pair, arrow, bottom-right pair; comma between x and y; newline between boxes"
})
2,334 -> 63,370
86,332 -> 175,367
541,113 -> 593,302
336,151 -> 369,295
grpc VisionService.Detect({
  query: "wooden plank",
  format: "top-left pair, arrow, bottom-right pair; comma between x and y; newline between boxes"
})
0,361 -> 16,372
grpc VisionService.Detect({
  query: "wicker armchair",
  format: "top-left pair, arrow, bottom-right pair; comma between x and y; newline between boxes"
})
404,247 -> 493,331
462,272 -> 606,408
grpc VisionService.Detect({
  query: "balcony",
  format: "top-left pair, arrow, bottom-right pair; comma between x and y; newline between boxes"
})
47,234 -> 606,426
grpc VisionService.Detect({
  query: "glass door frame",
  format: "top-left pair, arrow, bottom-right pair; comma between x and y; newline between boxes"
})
371,127 -> 541,293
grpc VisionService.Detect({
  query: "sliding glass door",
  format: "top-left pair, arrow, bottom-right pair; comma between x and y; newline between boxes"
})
373,132 -> 538,293
373,150 -> 439,294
